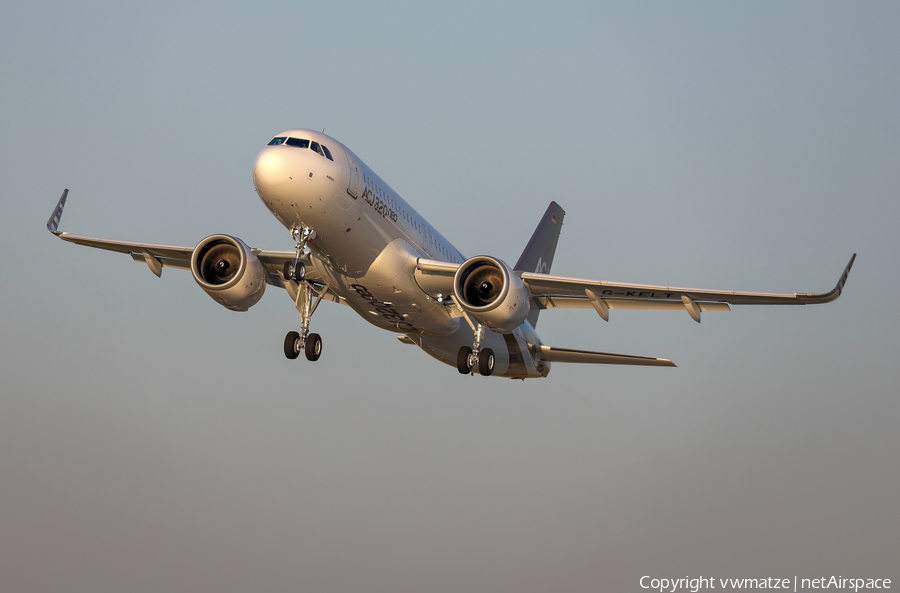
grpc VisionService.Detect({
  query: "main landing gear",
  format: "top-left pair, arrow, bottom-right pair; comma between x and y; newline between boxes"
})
284,330 -> 322,361
456,323 -> 495,376
283,224 -> 326,362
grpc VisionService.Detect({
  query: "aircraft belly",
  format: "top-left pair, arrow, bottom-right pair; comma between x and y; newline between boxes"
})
321,237 -> 460,335
315,237 -> 547,376
414,325 -> 547,378
338,281 -> 457,334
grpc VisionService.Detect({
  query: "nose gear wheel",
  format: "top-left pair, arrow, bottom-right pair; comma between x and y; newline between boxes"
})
283,261 -> 306,281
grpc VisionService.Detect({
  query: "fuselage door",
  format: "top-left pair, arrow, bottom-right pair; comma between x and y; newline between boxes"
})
424,227 -> 435,257
345,150 -> 361,198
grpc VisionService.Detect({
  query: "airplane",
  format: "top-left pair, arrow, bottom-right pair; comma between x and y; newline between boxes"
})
46,128 -> 856,379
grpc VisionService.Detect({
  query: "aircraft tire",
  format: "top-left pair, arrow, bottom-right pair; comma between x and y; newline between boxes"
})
305,333 -> 322,361
283,262 -> 306,281
478,348 -> 495,376
457,347 -> 473,374
284,331 -> 301,359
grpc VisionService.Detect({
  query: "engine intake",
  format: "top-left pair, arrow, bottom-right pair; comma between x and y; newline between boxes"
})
453,256 -> 530,333
190,235 -> 267,311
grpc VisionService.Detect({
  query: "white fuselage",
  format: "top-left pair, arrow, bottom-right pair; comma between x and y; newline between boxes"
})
252,129 -> 548,378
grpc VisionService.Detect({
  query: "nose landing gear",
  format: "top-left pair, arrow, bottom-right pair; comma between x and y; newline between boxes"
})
284,224 -> 314,282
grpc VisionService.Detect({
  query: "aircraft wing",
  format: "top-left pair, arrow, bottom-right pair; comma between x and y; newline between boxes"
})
522,254 -> 855,322
416,253 -> 855,323
46,189 -> 320,287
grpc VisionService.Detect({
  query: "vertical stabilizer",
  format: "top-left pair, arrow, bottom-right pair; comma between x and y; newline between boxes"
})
514,201 -> 565,328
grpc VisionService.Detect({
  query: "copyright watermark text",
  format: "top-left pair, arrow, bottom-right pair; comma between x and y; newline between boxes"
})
639,576 -> 891,592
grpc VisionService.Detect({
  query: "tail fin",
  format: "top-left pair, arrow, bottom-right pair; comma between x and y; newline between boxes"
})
514,201 -> 565,328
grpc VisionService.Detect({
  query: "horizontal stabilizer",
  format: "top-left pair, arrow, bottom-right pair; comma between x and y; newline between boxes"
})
538,345 -> 676,367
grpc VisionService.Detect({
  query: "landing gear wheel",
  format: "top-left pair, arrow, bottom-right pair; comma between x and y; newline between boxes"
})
284,331 -> 301,359
457,347 -> 473,374
305,333 -> 322,361
478,348 -> 495,376
283,261 -> 306,281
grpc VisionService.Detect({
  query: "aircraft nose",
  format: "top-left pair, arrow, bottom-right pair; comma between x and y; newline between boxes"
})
253,146 -> 296,197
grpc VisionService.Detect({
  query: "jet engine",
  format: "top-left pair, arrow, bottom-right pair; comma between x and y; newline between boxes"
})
190,235 -> 267,311
452,256 -> 530,333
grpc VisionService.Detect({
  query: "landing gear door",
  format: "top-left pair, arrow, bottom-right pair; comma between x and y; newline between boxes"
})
345,150 -> 361,198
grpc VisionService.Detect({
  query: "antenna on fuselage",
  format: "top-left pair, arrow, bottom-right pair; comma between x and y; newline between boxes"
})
322,127 -> 326,133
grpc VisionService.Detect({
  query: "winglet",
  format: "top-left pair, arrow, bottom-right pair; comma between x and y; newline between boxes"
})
47,189 -> 69,235
796,253 -> 856,304
835,253 -> 856,297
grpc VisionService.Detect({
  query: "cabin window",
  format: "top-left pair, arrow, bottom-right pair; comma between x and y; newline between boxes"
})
268,137 -> 287,145
286,137 -> 309,148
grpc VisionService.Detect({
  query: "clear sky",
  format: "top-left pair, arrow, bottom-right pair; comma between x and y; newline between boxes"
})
2,2 -> 898,591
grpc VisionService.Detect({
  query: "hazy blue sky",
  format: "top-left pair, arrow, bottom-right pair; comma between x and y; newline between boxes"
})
2,2 -> 898,591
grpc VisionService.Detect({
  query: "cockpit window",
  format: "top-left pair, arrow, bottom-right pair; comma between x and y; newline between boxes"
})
273,136 -> 334,161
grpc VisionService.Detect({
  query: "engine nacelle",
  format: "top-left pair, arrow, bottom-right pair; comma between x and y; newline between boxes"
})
453,256 -> 530,333
190,234 -> 267,311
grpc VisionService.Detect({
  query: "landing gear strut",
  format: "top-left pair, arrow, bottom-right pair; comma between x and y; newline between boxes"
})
456,322 -> 494,376
282,224 -> 327,362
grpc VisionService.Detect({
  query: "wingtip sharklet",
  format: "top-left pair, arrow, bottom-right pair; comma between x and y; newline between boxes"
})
836,253 -> 856,296
47,188 -> 69,235
795,253 -> 856,303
